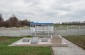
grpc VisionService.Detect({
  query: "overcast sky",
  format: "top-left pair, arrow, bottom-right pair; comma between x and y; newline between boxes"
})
0,0 -> 85,23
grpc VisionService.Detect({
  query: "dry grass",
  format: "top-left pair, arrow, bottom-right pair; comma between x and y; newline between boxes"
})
64,36 -> 85,49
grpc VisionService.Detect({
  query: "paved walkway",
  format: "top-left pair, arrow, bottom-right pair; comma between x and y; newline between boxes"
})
52,38 -> 85,55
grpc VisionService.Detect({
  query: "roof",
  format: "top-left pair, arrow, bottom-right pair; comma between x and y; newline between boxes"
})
30,22 -> 53,26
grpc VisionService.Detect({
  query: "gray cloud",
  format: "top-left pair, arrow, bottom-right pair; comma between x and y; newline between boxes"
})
0,0 -> 85,23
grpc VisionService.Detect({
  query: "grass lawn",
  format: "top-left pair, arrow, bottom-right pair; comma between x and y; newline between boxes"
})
64,36 -> 85,50
0,37 -> 21,46
0,37 -> 52,55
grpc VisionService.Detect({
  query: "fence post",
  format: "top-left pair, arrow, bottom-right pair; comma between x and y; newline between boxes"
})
54,27 -> 56,35
35,25 -> 36,36
78,26 -> 80,35
66,26 -> 68,36
48,25 -> 49,36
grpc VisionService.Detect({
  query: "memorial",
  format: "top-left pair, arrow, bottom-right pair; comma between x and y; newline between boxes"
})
31,37 -> 38,44
9,35 -> 67,47
9,23 -> 67,47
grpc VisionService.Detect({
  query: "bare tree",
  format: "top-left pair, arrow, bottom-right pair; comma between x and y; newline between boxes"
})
7,15 -> 19,27
0,14 -> 4,27
19,19 -> 30,27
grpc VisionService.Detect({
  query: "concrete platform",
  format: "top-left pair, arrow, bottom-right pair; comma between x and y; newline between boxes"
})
9,35 -> 67,47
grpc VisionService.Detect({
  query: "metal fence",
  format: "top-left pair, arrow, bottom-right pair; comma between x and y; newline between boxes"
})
0,26 -> 85,36
54,26 -> 85,36
0,27 -> 31,37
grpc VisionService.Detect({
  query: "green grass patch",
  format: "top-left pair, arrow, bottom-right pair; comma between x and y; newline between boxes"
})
64,36 -> 85,49
0,37 -> 22,46
0,37 -> 52,55
0,46 -> 52,55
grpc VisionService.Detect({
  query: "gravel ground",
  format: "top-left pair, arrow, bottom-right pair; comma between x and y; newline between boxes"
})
52,38 -> 85,55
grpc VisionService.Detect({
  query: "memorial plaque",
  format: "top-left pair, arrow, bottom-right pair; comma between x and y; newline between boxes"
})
31,37 -> 38,44
22,38 -> 29,42
41,38 -> 48,42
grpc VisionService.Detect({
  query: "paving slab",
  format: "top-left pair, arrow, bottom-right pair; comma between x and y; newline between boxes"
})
52,38 -> 85,55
